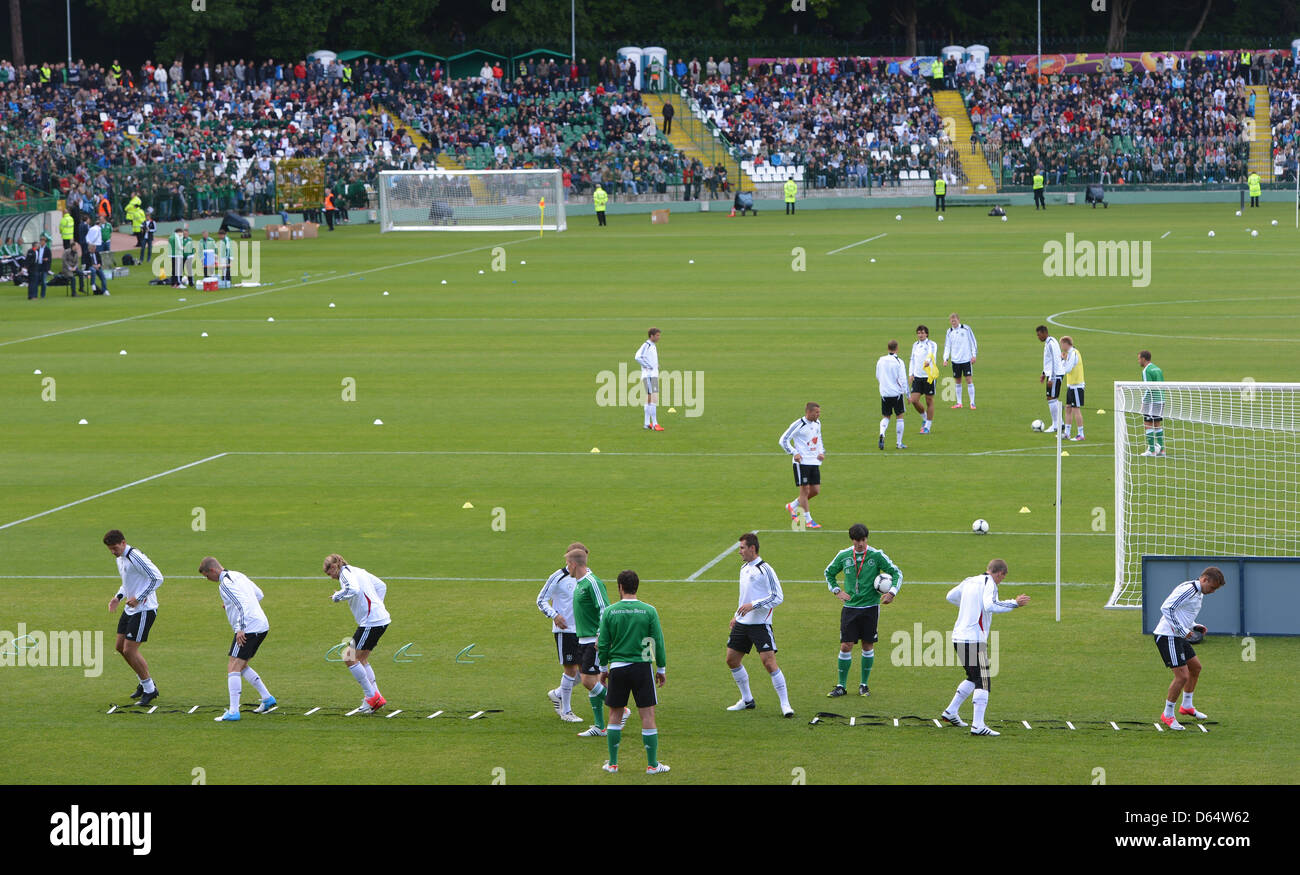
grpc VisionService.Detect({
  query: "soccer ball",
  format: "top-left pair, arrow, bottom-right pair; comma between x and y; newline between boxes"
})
1251,229 -> 1258,237
937,215 -> 944,222
1272,220 -> 1279,226
972,519 -> 990,534
1031,419 -> 1045,432
1235,210 -> 1242,217
874,573 -> 894,594
1208,230 -> 1215,237
895,214 -> 902,221
1001,215 -> 1008,222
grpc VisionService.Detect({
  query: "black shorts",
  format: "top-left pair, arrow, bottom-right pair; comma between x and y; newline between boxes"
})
911,377 -> 935,396
554,631 -> 580,665
230,630 -> 267,661
1044,377 -> 1062,400
117,610 -> 156,643
353,624 -> 387,652
881,395 -> 904,417
727,622 -> 777,654
578,641 -> 603,675
955,641 -> 991,691
1066,386 -> 1085,407
1154,634 -> 1195,668
605,662 -> 658,710
951,361 -> 972,378
840,605 -> 880,645
793,462 -> 821,486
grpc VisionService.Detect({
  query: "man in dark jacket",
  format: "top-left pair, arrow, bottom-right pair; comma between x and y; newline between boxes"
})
27,236 -> 52,299
662,101 -> 674,135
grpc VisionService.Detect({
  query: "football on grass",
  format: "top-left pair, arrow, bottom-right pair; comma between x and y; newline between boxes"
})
1031,419 -> 1045,432
874,573 -> 894,594
972,519 -> 989,534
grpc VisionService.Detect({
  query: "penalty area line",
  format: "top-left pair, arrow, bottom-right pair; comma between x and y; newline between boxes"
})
686,533 -> 747,581
826,233 -> 887,255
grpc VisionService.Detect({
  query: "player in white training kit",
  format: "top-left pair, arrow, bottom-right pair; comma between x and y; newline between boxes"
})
324,553 -> 392,713
1036,325 -> 1065,434
943,313 -> 978,409
1153,565 -> 1225,730
199,557 -> 275,722
875,340 -> 909,450
104,529 -> 163,706
908,325 -> 939,433
538,541 -> 588,722
724,532 -> 795,717
636,327 -> 663,430
780,402 -> 825,529
940,559 -> 1030,736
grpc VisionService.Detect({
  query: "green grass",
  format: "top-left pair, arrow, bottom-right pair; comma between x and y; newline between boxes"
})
1,203 -> 1297,784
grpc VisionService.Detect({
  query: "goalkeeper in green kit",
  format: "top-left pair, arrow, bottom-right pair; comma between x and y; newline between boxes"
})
596,570 -> 669,775
824,523 -> 901,697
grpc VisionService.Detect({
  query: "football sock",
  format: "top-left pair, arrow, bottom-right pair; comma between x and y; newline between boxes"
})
140,677 -> 156,693
1078,428 -> 1085,438
1049,400 -> 1061,430
731,665 -> 753,701
644,405 -> 651,427
227,672 -> 242,713
946,679 -> 976,715
1182,692 -> 1194,708
606,722 -> 623,766
896,420 -> 905,444
241,667 -> 271,699
837,651 -> 851,687
879,417 -> 889,437
1164,699 -> 1176,718
1155,428 -> 1164,449
643,729 -> 659,767
791,496 -> 802,512
925,417 -> 932,429
972,688 -> 989,728
860,649 -> 875,686
648,403 -> 657,426
348,663 -> 375,697
589,682 -> 607,730
1146,430 -> 1155,451
363,663 -> 378,694
804,510 -> 813,522
1064,424 -> 1072,438
770,668 -> 791,709
560,672 -> 576,713
967,385 -> 975,405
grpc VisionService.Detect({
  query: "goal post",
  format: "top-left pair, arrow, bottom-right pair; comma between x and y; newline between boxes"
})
377,168 -> 566,233
1110,381 -> 1300,608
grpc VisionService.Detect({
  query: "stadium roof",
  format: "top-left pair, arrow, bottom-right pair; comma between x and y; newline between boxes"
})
335,50 -> 384,62
389,51 -> 446,62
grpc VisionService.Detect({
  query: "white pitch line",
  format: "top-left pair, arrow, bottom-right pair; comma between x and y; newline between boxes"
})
225,448 -> 1096,459
686,535 -> 744,581
1022,720 -> 1032,729
826,233 -> 887,255
0,235 -> 544,349
385,709 -> 403,718
755,528 -> 1111,538
304,707 -> 320,716
1066,721 -> 1075,730
468,710 -> 485,720
0,573 -> 1104,586
188,706 -> 200,714
0,453 -> 228,531
426,710 -> 444,719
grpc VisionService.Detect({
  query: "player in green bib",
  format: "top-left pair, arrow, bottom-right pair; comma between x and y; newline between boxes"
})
569,546 -> 612,736
824,523 -> 901,697
1139,350 -> 1166,456
596,570 -> 668,774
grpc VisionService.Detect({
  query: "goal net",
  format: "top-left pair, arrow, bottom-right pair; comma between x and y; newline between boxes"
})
1110,381 -> 1300,608
378,169 -> 566,232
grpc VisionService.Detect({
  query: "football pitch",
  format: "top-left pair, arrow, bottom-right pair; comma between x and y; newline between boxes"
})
1,202 -> 1297,785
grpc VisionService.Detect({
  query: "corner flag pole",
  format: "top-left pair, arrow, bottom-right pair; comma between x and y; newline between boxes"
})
539,197 -> 545,237
1055,425 -> 1062,622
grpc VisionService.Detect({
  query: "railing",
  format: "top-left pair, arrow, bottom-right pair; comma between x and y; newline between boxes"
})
665,75 -> 740,169
980,137 -> 1254,187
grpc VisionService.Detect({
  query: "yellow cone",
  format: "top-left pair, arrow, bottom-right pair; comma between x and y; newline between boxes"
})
1018,506 -> 1031,513
1061,450 -> 1070,457
667,407 -> 677,413
1096,409 -> 1106,414
590,447 -> 600,453
462,502 -> 474,509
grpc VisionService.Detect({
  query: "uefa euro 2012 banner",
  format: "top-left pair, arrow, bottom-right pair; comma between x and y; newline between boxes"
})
747,49 -> 1288,77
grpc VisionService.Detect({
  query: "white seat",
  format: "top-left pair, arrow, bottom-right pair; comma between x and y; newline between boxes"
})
920,169 -> 931,179
910,143 -> 921,155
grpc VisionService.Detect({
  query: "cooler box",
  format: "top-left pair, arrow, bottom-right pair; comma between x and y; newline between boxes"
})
202,277 -> 218,291
651,209 -> 670,224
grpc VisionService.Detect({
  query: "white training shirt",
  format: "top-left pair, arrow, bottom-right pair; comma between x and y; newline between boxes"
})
779,416 -> 824,466
736,556 -> 784,626
947,573 -> 1021,643
943,323 -> 977,364
331,564 -> 392,627
1062,347 -> 1084,387
875,353 -> 908,398
218,569 -> 269,634
910,338 -> 938,378
634,339 -> 659,378
1153,580 -> 1204,638
1041,335 -> 1065,378
536,566 -> 577,633
114,545 -> 163,616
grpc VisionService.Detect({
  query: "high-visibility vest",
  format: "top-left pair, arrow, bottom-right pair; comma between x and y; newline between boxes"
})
933,60 -> 943,80
935,178 -> 946,196
784,180 -> 797,202
1248,173 -> 1262,196
1033,173 -> 1045,190
40,65 -> 51,83
324,192 -> 335,210
111,64 -> 122,79
59,213 -> 74,240
1241,52 -> 1252,66
593,188 -> 608,211
342,65 -> 352,82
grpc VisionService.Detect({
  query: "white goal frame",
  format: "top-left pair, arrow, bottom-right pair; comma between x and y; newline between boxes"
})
377,168 -> 566,233
1110,380 -> 1300,608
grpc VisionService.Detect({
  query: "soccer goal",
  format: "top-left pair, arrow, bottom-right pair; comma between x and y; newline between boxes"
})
377,168 -> 566,232
1110,381 -> 1300,608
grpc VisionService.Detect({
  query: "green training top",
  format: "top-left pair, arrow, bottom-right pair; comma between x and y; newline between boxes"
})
824,546 -> 901,608
1142,361 -> 1164,403
597,598 -> 667,669
572,571 -> 609,640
